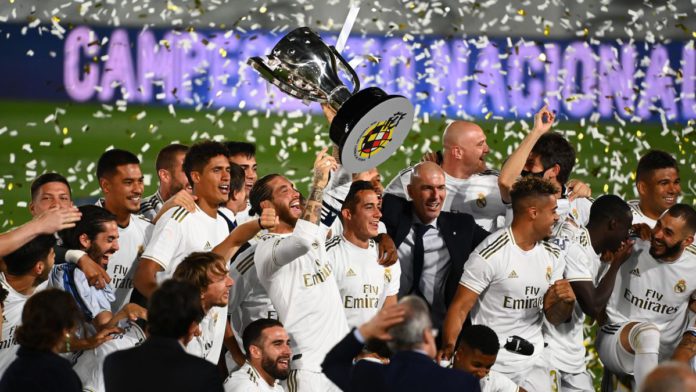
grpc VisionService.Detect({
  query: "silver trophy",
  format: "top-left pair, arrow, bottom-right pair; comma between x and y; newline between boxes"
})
248,27 -> 414,172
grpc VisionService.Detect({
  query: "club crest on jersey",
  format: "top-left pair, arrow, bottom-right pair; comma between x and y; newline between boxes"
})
545,266 -> 552,283
675,279 -> 687,294
476,193 -> 487,208
384,268 -> 392,283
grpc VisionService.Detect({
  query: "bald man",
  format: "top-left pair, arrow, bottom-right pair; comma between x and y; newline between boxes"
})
640,362 -> 696,392
380,162 -> 489,328
384,121 -> 506,231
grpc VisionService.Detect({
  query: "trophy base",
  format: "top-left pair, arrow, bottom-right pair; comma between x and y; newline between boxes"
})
330,87 -> 414,173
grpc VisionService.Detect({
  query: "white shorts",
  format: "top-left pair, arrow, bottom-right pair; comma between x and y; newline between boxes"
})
549,369 -> 594,392
500,354 -> 552,392
596,322 -> 636,376
283,369 -> 341,392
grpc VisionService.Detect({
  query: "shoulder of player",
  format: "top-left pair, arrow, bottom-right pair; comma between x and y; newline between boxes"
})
232,250 -> 257,276
476,229 -> 511,260
325,235 -> 344,252
685,244 -> 696,257
473,169 -> 500,177
156,206 -> 193,225
257,232 -> 282,242
541,239 -> 562,258
626,199 -> 644,216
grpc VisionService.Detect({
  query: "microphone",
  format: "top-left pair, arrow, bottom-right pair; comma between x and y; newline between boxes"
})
503,335 -> 534,356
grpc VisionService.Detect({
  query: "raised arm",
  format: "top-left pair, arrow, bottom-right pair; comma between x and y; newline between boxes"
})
301,147 -> 337,225
0,206 -> 81,257
498,105 -> 555,203
213,208 -> 277,261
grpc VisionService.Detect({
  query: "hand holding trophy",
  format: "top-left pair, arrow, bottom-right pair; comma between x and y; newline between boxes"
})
248,27 -> 414,172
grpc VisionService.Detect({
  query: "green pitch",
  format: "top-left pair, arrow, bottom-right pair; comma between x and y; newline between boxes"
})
0,99 -> 694,228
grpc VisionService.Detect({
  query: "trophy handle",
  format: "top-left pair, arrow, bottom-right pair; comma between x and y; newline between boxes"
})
248,56 -> 328,102
329,46 -> 361,95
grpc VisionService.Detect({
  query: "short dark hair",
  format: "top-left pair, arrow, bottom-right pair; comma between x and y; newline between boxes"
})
148,279 -> 205,339
60,205 -> 117,250
510,176 -> 558,215
249,174 -> 281,216
15,289 -> 81,351
0,286 -> 8,309
665,204 -> 696,235
30,173 -> 71,200
588,195 -> 632,226
230,163 -> 245,194
4,234 -> 56,276
224,141 -> 256,158
458,324 -> 500,356
156,143 -> 189,172
530,132 -> 576,184
242,318 -> 284,358
97,149 -> 140,179
182,140 -> 229,186
173,252 -> 227,291
636,150 -> 679,182
341,181 -> 375,213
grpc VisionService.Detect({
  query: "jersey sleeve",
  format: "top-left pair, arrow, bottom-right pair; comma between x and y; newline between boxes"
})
255,219 -> 319,277
563,242 -> 593,282
459,253 -> 495,294
140,209 -> 183,273
489,371 -> 520,392
384,168 -> 411,200
384,260 -> 401,296
551,252 -> 565,283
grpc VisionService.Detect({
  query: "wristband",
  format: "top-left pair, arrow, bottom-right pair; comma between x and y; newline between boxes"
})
65,249 -> 87,264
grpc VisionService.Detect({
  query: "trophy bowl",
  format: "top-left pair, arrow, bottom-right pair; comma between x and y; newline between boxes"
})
248,27 -> 414,173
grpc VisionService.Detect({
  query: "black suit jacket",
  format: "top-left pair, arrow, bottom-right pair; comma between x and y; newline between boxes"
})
322,330 -> 480,392
103,336 -> 223,392
380,193 -> 489,307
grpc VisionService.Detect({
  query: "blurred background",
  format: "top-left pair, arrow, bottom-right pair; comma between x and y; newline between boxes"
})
1,0 -> 695,228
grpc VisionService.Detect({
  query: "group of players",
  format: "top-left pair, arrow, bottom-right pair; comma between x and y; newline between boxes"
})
0,104 -> 694,392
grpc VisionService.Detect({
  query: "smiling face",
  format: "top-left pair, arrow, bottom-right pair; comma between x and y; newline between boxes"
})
82,221 -> 120,268
229,154 -> 258,194
267,176 -> 302,226
201,264 -> 234,309
443,122 -> 489,175
454,343 -> 497,380
407,163 -> 446,224
30,181 -> 72,216
191,155 -> 231,206
650,213 -> 694,261
101,164 -> 145,214
532,194 -> 559,240
255,326 -> 292,380
342,190 -> 382,241
639,167 -> 681,217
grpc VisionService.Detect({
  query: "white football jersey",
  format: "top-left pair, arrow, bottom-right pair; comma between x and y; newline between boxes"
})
186,305 -> 228,364
325,236 -> 401,328
48,263 -> 114,322
543,226 -> 602,373
459,227 -> 564,374
627,199 -> 657,227
604,239 -> 696,358
139,191 -> 164,221
320,166 -> 354,231
107,214 -> 153,313
73,321 -> 146,392
142,205 -> 229,283
0,274 -> 33,378
224,361 -> 284,392
385,166 -> 506,231
255,219 -> 349,372
480,370 -> 520,392
228,244 -> 277,348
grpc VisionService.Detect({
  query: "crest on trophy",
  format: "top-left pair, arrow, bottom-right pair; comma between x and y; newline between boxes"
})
248,27 -> 414,172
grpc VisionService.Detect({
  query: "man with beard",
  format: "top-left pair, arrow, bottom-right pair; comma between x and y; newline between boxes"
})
96,149 -> 154,312
252,147 -> 348,391
596,204 -> 696,391
50,205 -> 146,334
628,150 -> 682,227
224,319 -> 290,391
0,234 -> 56,377
173,251 -> 234,364
139,143 -> 191,220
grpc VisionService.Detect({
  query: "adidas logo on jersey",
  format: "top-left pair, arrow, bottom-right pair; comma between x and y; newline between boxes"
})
630,268 -> 641,277
508,270 -> 518,279
346,268 -> 357,277
204,241 -> 212,251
